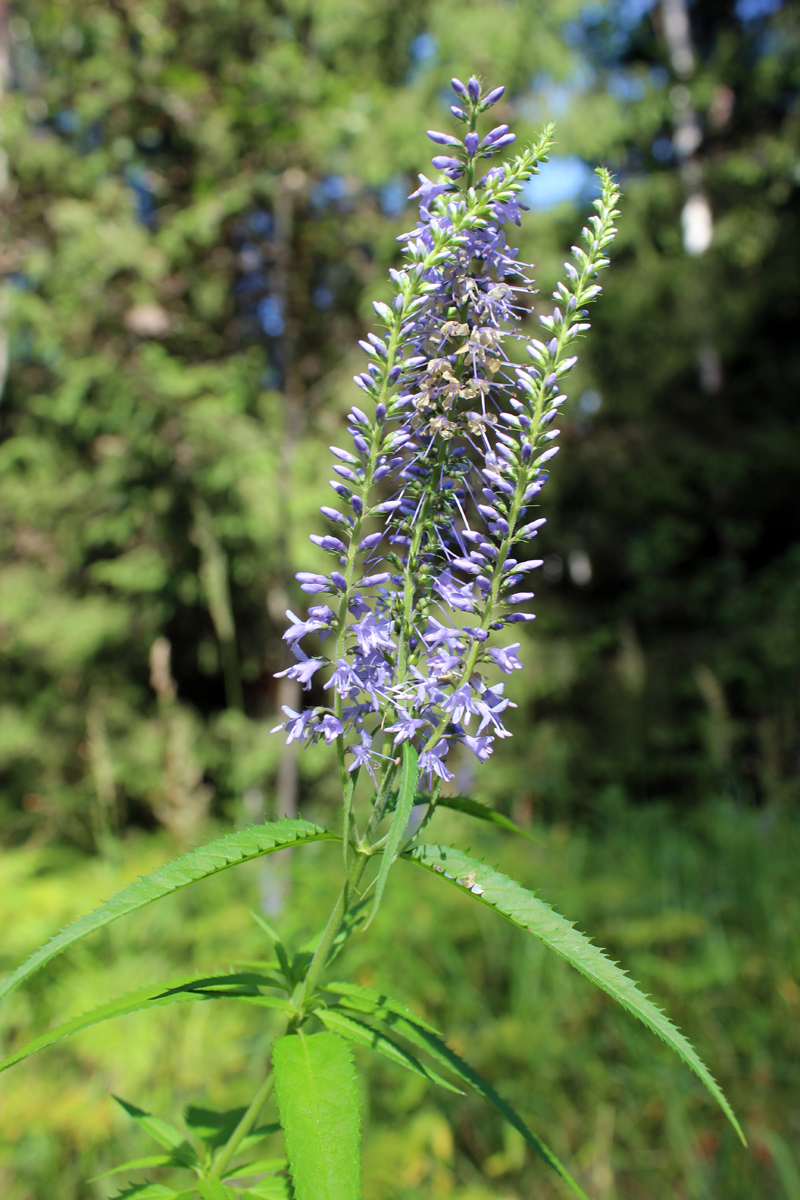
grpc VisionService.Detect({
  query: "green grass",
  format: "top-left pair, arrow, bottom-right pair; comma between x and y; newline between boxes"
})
0,800 -> 797,1199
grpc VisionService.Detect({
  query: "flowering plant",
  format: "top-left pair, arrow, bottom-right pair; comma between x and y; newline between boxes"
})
0,75 -> 742,1199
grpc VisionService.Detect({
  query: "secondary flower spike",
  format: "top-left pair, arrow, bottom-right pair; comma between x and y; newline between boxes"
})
272,74 -> 620,788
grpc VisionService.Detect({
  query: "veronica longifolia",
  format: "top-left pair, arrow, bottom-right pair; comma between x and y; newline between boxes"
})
273,75 -> 621,797
0,74 -> 745,1200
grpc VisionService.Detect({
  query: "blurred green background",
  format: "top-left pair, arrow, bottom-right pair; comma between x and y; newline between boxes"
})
0,0 -> 798,1196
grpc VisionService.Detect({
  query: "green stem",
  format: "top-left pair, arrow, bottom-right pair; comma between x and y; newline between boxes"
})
208,1071 -> 275,1180
295,852 -> 369,1012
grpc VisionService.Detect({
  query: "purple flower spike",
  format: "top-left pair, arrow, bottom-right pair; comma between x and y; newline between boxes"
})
272,75 -> 620,803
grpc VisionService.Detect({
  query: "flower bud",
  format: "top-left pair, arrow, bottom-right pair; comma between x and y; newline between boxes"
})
467,76 -> 481,101
485,132 -> 516,151
480,85 -> 505,109
321,505 -> 349,525
310,534 -> 346,553
481,124 -> 509,147
427,130 -> 461,146
432,155 -> 462,171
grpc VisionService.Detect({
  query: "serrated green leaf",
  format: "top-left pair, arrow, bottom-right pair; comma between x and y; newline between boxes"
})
222,1157 -> 287,1181
433,794 -> 538,842
273,1030 -> 361,1200
321,981 -> 439,1033
249,911 -> 283,942
224,994 -> 295,1015
89,1155 -> 181,1181
335,1000 -> 584,1197
0,971 -> 283,1074
231,964 -> 288,988
407,843 -> 745,1145
237,1124 -> 282,1154
367,743 -> 418,926
317,1008 -> 462,1094
109,1182 -> 183,1198
0,819 -> 337,1004
113,1097 -> 200,1169
318,993 -> 584,1195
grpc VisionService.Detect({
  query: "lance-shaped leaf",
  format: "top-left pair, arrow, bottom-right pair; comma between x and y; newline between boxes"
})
406,843 -> 745,1145
320,990 -> 585,1197
273,1030 -> 362,1200
0,972 -> 288,1074
110,1185 -> 188,1199
367,743 -> 418,925
321,980 -> 439,1033
317,1008 -> 462,1094
114,1097 -> 200,1170
90,1156 -> 182,1182
432,794 -> 538,842
0,819 -> 337,1004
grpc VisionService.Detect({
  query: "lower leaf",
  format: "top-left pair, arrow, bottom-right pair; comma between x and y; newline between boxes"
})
273,1030 -> 362,1200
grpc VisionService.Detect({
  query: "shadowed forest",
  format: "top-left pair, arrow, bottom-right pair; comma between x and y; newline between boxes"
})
0,1 -> 798,1197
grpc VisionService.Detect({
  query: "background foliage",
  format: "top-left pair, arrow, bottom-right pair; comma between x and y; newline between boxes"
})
1,0 -> 798,1196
